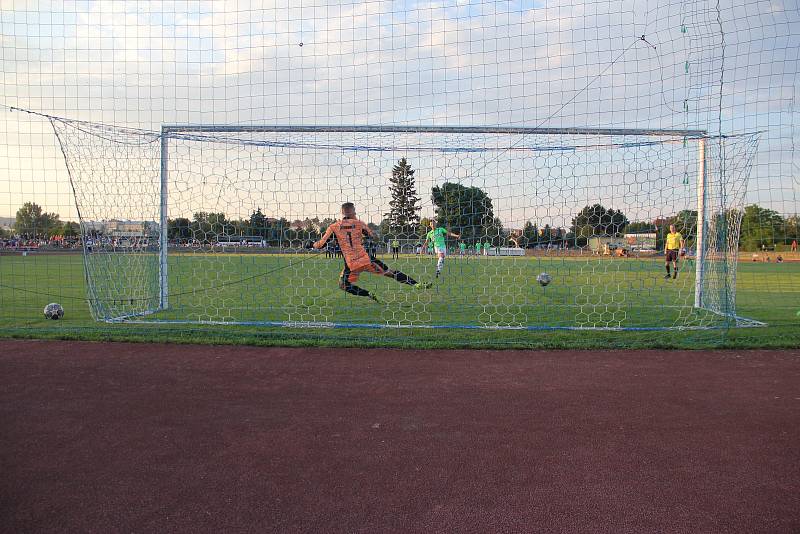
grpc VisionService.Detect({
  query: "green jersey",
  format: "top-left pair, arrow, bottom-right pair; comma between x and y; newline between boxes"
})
475,243 -> 481,251
483,242 -> 491,249
426,227 -> 447,249
459,242 -> 466,251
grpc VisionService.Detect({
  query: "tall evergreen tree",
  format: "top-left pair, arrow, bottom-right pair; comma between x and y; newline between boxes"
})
384,158 -> 421,238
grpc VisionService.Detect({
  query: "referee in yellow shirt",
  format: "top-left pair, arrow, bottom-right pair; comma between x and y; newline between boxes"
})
664,224 -> 685,279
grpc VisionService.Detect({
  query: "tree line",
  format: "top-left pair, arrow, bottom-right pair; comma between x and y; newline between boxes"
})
165,210 -> 366,245
3,202 -> 80,239
5,161 -> 799,252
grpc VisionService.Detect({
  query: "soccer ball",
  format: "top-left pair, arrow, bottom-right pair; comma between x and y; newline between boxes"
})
536,272 -> 552,287
44,303 -> 64,320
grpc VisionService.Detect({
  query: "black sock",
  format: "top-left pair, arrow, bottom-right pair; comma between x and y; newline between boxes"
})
342,283 -> 371,297
392,271 -> 417,285
666,265 -> 671,274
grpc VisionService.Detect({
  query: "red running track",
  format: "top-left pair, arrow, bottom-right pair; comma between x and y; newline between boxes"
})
0,340 -> 798,533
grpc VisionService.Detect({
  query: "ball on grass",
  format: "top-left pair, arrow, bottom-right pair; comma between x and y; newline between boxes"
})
536,272 -> 552,287
44,303 -> 64,320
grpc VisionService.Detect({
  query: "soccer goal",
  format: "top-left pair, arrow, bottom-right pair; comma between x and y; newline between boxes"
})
50,118 -> 761,330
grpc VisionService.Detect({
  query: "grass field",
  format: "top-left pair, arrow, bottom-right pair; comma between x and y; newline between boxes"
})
1,251 -> 798,348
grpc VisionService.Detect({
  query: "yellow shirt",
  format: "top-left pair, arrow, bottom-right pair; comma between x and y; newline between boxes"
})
665,232 -> 683,250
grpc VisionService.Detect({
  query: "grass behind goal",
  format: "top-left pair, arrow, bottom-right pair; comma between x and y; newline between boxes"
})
2,252 -> 798,349
35,252 -> 748,329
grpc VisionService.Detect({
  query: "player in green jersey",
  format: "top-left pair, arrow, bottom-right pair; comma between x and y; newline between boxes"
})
423,221 -> 460,278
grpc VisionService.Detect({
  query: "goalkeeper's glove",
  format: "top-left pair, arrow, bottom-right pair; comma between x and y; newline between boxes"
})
304,241 -> 316,250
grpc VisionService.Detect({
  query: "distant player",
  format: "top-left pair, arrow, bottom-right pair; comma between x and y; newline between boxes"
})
664,224 -> 685,279
458,242 -> 466,256
310,203 -> 428,302
482,240 -> 491,256
391,238 -> 400,260
423,221 -> 460,278
474,241 -> 481,256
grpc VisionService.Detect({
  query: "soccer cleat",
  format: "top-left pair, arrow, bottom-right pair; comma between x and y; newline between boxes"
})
368,293 -> 382,304
664,274 -> 671,279
415,281 -> 432,290
673,272 -> 678,279
435,271 -> 440,278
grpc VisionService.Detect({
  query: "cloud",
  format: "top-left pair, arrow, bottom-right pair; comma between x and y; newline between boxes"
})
0,0 -> 798,221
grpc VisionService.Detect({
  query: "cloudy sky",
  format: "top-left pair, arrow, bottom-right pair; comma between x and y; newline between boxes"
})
1,0 -> 797,227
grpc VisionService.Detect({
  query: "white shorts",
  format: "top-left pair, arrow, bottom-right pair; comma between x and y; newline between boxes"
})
434,246 -> 447,256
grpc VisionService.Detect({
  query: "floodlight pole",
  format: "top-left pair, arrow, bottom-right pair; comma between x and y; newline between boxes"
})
159,127 -> 169,310
694,138 -> 707,309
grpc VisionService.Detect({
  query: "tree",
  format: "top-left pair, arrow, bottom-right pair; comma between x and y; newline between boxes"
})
485,217 -> 507,246
367,222 -> 380,237
191,212 -> 228,243
430,182 -> 495,241
384,158 -> 422,239
248,208 -> 269,238
669,210 -> 697,237
542,224 -> 553,244
739,204 -> 785,251
785,215 -> 799,245
608,209 -> 629,236
625,221 -> 657,234
61,221 -> 80,238
570,204 -> 629,246
227,218 -> 249,236
521,221 -> 539,248
14,202 -> 60,238
167,217 -> 192,240
377,218 -> 392,239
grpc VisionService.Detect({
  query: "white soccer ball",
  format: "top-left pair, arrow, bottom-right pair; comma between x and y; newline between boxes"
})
44,303 -> 64,320
536,272 -> 552,287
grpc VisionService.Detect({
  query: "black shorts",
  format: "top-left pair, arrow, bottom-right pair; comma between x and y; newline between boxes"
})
666,249 -> 679,262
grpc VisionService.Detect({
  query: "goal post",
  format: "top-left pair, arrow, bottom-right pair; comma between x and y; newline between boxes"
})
695,137 -> 706,310
51,117 -> 761,330
160,130 -> 169,311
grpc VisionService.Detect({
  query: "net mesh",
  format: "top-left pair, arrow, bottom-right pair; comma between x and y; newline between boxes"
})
0,0 -> 796,341
50,118 -> 758,329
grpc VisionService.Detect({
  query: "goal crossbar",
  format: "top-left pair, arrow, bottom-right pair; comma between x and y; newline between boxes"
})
162,125 -> 708,137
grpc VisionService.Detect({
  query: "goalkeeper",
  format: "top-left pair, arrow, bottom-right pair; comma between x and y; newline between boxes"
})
309,202 -> 428,302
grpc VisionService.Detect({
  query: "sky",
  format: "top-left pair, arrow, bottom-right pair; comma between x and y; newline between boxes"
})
0,0 -> 798,228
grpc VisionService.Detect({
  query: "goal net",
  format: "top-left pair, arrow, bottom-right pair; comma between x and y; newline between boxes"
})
51,118 -> 760,330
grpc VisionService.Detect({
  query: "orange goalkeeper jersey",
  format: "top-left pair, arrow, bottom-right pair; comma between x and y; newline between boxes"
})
314,217 -> 373,268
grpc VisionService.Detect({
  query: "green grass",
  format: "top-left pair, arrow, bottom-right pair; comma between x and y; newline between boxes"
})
1,251 -> 798,349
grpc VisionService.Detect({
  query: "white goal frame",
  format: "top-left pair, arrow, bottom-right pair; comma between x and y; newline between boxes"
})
157,124 -> 709,317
